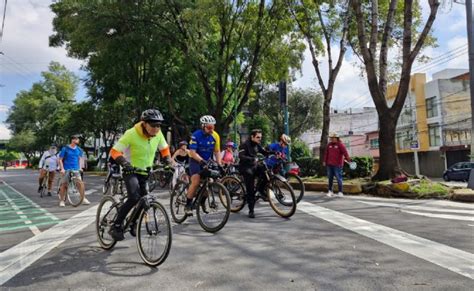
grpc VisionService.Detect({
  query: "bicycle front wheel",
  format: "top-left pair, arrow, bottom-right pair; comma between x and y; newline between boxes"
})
96,196 -> 119,250
169,180 -> 189,224
220,176 -> 246,213
67,177 -> 84,207
137,201 -> 172,267
286,174 -> 305,203
196,182 -> 231,233
40,178 -> 48,198
267,178 -> 296,218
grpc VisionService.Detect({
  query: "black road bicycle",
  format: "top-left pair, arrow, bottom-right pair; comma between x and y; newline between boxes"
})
170,161 -> 231,233
96,168 -> 172,267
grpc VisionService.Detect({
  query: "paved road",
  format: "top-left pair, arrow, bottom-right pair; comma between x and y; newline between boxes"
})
0,169 -> 473,290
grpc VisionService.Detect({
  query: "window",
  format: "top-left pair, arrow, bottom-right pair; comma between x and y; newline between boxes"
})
370,138 -> 379,149
428,125 -> 441,147
426,97 -> 438,118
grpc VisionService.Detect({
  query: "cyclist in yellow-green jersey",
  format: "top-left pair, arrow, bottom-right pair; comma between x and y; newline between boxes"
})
108,109 -> 171,241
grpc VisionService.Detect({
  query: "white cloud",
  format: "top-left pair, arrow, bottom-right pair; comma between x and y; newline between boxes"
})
0,105 -> 9,112
0,0 -> 83,76
0,123 -> 11,140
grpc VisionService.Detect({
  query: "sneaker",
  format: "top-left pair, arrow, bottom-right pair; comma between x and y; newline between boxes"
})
109,225 -> 125,241
38,186 -> 43,193
129,223 -> 137,237
82,198 -> 91,205
336,192 -> 344,197
248,211 -> 255,219
47,192 -> 52,196
59,201 -> 66,207
200,198 -> 209,214
184,205 -> 193,216
326,191 -> 333,198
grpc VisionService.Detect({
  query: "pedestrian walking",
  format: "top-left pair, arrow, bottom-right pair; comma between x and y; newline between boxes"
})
323,133 -> 351,197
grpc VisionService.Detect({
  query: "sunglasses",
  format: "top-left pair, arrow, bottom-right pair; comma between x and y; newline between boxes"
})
148,122 -> 161,128
255,136 -> 262,139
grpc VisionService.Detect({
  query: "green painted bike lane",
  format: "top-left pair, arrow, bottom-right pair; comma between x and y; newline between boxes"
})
0,183 -> 60,234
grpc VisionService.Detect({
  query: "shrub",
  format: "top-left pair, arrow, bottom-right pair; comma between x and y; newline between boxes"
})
296,157 -> 321,177
291,139 -> 311,161
343,156 -> 373,178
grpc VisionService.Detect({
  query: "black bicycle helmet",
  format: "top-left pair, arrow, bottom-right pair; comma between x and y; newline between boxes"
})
141,109 -> 164,123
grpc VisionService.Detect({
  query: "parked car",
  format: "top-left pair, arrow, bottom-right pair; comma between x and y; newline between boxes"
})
443,162 -> 474,182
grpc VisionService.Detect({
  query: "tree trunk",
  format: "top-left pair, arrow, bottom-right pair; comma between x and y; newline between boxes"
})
318,94 -> 331,172
372,112 -> 401,180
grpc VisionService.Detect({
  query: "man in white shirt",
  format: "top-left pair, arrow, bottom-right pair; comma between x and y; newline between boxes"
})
38,144 -> 59,196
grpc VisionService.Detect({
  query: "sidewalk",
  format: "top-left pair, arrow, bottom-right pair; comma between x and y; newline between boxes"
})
430,178 -> 467,188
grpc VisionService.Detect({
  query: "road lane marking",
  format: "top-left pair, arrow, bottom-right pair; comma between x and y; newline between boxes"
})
400,210 -> 474,221
298,202 -> 474,280
0,205 -> 98,286
0,190 -> 39,235
358,201 -> 474,214
344,195 -> 474,209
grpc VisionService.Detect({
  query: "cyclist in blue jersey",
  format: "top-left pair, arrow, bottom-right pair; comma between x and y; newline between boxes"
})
266,134 -> 291,171
185,115 -> 222,214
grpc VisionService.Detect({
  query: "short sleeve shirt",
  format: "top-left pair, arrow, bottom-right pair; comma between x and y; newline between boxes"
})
59,146 -> 83,171
189,129 -> 220,162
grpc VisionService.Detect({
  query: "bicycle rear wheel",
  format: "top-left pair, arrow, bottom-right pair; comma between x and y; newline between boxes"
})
137,201 -> 172,267
67,177 -> 84,207
267,178 -> 296,218
286,174 -> 305,203
96,196 -> 118,250
220,176 -> 246,213
170,180 -> 188,223
196,182 -> 231,233
40,178 -> 48,198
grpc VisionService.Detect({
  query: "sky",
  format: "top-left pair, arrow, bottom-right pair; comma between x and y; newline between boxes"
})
0,0 -> 470,140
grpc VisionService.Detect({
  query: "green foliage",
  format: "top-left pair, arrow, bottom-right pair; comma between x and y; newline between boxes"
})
244,115 -> 272,146
411,180 -> 449,198
249,86 -> 322,140
290,138 -> 311,161
343,156 -> 374,179
295,157 -> 321,178
0,150 -> 20,162
7,130 -> 37,162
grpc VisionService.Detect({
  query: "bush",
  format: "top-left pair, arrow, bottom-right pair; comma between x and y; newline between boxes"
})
296,157 -> 321,177
29,156 -> 41,169
291,139 -> 311,161
343,156 -> 373,178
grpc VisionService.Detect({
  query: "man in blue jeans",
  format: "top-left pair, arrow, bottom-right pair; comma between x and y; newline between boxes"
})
323,133 -> 351,197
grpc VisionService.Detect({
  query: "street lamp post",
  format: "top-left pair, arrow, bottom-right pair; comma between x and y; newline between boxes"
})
279,80 -> 291,162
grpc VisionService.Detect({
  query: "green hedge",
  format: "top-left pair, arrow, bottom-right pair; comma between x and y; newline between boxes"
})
343,156 -> 373,178
296,156 -> 373,178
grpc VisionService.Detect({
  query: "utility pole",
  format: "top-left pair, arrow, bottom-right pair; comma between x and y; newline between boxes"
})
466,0 -> 474,162
279,80 -> 291,162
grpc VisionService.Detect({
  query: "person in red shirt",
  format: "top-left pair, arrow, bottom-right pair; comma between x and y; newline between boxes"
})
323,132 -> 351,197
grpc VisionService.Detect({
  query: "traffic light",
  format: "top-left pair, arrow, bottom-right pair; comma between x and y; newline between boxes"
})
279,81 -> 287,106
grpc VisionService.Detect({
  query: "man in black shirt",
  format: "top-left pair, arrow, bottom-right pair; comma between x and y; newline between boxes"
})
238,129 -> 270,218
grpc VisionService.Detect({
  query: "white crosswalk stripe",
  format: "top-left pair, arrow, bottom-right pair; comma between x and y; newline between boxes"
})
298,201 -> 474,280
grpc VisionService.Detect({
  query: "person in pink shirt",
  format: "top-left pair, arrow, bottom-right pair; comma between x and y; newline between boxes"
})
323,133 -> 351,197
221,141 -> 236,165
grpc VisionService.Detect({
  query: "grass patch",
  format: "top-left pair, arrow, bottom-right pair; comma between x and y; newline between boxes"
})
411,180 -> 449,198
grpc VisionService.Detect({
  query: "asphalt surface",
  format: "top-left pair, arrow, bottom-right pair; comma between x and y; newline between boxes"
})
0,169 -> 473,290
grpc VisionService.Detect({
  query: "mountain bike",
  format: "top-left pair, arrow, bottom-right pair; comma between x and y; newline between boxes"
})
39,166 -> 51,198
232,155 -> 297,218
272,157 -> 305,203
219,163 -> 246,213
62,170 -> 85,207
103,163 -> 125,197
170,161 -> 231,233
96,168 -> 172,267
149,164 -> 174,192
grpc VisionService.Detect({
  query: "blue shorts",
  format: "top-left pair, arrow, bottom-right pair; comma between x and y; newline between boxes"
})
189,161 -> 203,176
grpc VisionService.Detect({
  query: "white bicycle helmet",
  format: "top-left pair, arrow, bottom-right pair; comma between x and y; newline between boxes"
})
280,134 -> 291,144
200,115 -> 216,125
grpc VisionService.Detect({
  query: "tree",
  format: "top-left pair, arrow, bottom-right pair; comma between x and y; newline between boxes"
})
288,0 -> 351,174
6,62 -> 79,149
7,130 -> 36,164
252,87 -> 323,139
157,0 -> 305,133
350,0 -> 440,180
